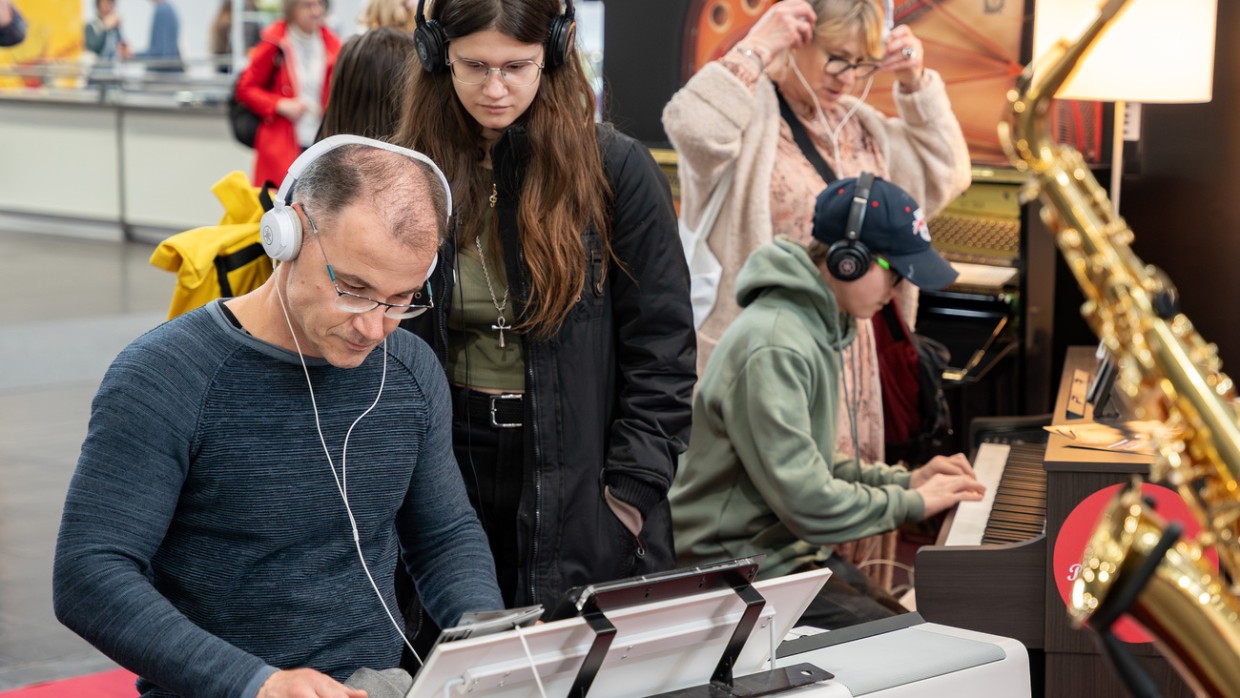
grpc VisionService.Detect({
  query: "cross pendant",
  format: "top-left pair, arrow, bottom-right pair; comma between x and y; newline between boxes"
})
492,315 -> 512,348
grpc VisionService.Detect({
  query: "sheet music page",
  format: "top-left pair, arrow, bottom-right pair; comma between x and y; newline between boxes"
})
949,262 -> 1019,289
943,443 -> 1009,547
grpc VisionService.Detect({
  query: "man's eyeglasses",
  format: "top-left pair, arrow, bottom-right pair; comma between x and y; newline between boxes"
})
447,58 -> 544,87
824,54 -> 880,80
304,209 -> 434,320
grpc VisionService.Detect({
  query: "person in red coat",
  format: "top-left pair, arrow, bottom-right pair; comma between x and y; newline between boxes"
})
235,0 -> 341,186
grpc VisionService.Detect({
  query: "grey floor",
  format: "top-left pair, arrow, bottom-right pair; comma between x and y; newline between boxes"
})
0,231 -> 171,689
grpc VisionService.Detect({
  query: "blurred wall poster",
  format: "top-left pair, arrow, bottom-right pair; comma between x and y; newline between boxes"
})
0,0 -> 83,88
683,0 -> 1026,166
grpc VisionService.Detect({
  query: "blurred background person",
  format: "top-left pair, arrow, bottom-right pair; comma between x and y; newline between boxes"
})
360,0 -> 415,32
316,27 -> 416,141
210,0 -> 261,73
85,0 -> 131,63
137,0 -> 182,72
235,0 -> 341,186
0,0 -> 25,47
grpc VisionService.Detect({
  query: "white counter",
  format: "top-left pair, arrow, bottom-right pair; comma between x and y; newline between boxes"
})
0,90 -> 252,242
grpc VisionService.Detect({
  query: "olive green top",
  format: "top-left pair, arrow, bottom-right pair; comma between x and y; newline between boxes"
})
446,219 -> 525,392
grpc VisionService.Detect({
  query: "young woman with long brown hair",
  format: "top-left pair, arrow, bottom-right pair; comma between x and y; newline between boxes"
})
394,0 -> 695,611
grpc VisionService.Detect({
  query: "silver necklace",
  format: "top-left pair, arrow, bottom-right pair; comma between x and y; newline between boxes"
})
476,185 -> 511,348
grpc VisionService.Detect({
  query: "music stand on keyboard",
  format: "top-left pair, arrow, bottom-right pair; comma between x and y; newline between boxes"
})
403,568 -> 832,698
1085,345 -> 1121,420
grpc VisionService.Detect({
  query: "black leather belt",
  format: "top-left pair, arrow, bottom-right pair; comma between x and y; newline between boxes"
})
457,389 -> 524,429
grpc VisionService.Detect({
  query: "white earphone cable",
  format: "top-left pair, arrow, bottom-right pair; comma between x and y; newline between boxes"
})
274,261 -> 423,667
514,624 -> 550,698
788,58 -> 875,170
840,339 -> 862,469
786,53 -> 871,468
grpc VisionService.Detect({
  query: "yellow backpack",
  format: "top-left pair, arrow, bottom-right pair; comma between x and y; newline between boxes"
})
150,171 -> 274,320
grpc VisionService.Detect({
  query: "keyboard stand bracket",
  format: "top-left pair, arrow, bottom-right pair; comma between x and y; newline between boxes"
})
647,663 -> 834,698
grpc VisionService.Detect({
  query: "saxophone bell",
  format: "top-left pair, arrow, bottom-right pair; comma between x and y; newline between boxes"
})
1075,484 -> 1240,697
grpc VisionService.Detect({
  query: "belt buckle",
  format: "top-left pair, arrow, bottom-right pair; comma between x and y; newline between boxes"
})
489,393 -> 523,429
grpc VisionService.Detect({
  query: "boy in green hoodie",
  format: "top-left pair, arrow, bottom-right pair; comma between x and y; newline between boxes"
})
669,173 -> 986,629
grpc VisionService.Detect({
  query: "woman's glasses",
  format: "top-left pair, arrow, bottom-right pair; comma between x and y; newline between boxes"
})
824,54 -> 880,80
447,59 -> 544,87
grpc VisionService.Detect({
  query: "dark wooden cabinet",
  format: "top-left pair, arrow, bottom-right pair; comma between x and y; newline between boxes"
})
918,346 -> 1194,696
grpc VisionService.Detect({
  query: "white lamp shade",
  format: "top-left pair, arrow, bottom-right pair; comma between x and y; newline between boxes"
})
1033,0 -> 1217,102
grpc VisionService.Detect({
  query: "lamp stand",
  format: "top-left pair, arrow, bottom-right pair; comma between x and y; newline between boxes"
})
1111,100 -> 1127,213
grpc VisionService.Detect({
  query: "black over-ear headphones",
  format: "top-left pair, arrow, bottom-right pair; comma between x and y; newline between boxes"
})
826,171 -> 877,282
260,134 -> 454,263
414,0 -> 577,74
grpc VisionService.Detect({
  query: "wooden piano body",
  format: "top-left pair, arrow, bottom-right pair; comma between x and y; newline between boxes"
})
916,346 -> 1194,696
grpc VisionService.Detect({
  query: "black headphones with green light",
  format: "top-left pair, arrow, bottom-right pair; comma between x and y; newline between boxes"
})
826,172 -> 877,282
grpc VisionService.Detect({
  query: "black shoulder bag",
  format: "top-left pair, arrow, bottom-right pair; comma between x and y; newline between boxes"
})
774,87 -> 837,185
229,46 -> 283,149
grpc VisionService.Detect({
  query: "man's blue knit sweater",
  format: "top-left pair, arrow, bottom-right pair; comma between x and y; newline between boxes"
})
53,301 -> 503,697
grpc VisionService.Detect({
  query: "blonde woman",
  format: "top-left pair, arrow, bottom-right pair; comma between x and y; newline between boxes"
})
361,0 -> 415,31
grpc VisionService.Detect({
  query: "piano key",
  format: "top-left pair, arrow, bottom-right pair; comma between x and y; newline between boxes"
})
942,442 -> 1010,546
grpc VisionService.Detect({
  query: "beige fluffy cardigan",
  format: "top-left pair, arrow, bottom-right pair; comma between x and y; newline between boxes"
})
663,62 -> 971,375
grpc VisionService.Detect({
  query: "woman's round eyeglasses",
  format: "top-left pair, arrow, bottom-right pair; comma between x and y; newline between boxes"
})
447,59 -> 544,87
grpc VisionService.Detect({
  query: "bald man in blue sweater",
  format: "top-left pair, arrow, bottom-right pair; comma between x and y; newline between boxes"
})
54,139 -> 503,698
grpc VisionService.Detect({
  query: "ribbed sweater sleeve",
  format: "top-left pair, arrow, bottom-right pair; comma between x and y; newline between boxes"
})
53,314 -> 274,697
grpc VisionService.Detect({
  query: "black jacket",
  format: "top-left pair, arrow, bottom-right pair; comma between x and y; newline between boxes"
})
405,124 -> 697,607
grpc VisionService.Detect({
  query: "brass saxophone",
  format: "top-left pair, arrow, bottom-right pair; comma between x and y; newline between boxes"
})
1001,0 -> 1240,695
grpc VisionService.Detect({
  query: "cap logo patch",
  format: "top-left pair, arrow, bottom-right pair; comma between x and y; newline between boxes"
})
912,207 -> 930,242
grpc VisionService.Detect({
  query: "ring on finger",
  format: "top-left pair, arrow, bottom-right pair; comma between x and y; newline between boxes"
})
901,47 -> 914,59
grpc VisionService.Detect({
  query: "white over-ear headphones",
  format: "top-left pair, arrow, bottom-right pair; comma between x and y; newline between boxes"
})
259,134 -> 455,262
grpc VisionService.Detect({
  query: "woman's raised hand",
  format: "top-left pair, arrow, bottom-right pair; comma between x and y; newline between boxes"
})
880,24 -> 925,89
736,0 -> 818,64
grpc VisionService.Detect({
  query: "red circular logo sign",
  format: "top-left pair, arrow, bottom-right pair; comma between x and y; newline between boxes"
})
1052,482 -> 1216,643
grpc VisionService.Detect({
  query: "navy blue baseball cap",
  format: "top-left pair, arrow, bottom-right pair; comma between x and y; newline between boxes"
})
812,176 -> 958,291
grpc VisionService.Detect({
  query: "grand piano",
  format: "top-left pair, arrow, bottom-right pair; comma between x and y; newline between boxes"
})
915,346 -> 1194,696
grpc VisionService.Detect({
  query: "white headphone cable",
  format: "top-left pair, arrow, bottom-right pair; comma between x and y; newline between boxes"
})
514,624 -> 550,698
839,338 -> 862,469
274,261 -> 424,666
787,54 -> 872,467
788,57 -> 875,170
